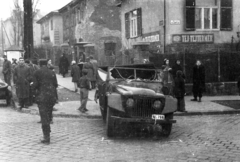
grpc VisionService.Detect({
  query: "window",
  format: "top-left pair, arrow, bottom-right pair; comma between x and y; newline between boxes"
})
104,42 -> 116,56
125,8 -> 142,39
185,0 -> 232,31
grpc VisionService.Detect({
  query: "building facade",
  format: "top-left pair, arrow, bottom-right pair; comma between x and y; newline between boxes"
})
59,0 -> 122,65
119,0 -> 239,54
37,11 -> 63,47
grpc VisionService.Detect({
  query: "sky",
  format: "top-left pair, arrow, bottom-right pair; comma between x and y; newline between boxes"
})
0,0 -> 72,20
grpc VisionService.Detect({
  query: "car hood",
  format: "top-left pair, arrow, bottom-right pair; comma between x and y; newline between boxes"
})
116,85 -> 164,97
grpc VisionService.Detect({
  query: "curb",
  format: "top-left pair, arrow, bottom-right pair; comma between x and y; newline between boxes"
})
175,110 -> 240,116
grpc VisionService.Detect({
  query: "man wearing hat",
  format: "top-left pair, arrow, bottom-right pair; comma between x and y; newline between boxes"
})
32,59 -> 58,144
78,69 -> 90,113
2,55 -> 12,86
13,57 -> 31,109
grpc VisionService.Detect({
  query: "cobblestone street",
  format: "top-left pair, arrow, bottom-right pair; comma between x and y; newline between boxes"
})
0,107 -> 240,162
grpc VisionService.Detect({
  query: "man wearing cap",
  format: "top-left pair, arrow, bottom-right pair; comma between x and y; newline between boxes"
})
2,55 -> 12,86
13,57 -> 31,109
32,59 -> 58,144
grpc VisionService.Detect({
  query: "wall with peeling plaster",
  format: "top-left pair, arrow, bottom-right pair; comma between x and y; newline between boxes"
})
75,0 -> 122,65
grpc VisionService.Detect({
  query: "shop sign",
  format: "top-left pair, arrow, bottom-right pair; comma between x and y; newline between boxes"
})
142,34 -> 160,42
170,20 -> 180,25
172,34 -> 214,43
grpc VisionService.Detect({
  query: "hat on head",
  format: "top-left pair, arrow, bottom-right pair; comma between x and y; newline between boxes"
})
39,59 -> 48,67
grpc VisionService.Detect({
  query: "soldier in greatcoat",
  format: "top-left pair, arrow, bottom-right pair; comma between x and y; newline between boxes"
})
58,54 -> 69,77
13,57 -> 31,109
2,55 -> 12,86
32,59 -> 58,144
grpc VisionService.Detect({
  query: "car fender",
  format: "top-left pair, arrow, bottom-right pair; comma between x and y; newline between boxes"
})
107,93 -> 125,112
162,95 -> 177,114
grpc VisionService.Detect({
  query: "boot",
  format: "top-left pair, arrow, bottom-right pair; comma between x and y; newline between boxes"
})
198,98 -> 202,102
41,135 -> 50,144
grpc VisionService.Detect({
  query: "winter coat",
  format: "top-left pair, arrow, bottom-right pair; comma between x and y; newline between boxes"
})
192,64 -> 205,92
90,59 -> 98,81
172,63 -> 185,79
32,66 -> 58,105
173,75 -> 185,98
59,56 -> 69,75
83,62 -> 95,81
13,63 -> 31,99
71,64 -> 80,83
162,65 -> 173,85
2,60 -> 12,85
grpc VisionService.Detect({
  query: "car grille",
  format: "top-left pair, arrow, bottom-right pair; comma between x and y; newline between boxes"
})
129,98 -> 163,118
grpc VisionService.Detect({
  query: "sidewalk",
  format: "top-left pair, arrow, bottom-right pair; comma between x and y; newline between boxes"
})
18,74 -> 240,118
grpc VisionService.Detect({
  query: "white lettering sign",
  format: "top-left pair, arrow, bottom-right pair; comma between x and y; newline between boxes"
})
142,34 -> 160,42
173,34 -> 214,43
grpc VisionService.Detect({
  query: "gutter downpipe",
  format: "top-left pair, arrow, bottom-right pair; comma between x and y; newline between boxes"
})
163,0 -> 166,54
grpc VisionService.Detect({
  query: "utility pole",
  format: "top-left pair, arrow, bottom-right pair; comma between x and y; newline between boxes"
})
23,0 -> 34,59
1,19 -> 4,56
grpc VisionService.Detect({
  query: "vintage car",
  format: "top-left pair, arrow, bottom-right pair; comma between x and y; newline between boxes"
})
97,64 -> 177,137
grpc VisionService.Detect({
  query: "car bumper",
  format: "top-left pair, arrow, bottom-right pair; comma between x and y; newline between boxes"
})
111,116 -> 176,124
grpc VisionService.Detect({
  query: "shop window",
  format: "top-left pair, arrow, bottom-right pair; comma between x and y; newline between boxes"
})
185,0 -> 232,31
125,8 -> 142,39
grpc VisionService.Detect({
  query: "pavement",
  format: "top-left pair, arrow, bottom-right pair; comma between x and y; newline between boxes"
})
13,74 -> 240,118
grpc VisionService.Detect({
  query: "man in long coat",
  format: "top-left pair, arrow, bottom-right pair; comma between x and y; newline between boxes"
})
191,60 -> 205,102
90,55 -> 98,89
13,57 -> 31,109
2,55 -> 12,86
59,54 -> 69,77
32,59 -> 58,144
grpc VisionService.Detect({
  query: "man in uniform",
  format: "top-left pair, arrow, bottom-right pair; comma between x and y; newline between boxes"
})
2,55 -> 12,86
32,59 -> 58,144
13,57 -> 31,109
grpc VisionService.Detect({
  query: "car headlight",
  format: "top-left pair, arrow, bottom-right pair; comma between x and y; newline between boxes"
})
152,100 -> 162,110
126,98 -> 134,108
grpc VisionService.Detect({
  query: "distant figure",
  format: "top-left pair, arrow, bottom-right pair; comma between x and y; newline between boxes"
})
89,55 -> 98,89
78,69 -> 90,113
162,59 -> 173,95
83,57 -> 94,90
191,60 -> 205,102
32,59 -> 58,144
13,57 -> 31,109
2,55 -> 12,86
173,70 -> 187,113
59,54 -> 69,77
172,59 -> 185,79
71,60 -> 80,92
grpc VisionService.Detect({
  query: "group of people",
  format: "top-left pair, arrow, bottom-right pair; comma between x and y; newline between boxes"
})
161,59 -> 205,113
70,55 -> 98,113
2,55 -> 57,144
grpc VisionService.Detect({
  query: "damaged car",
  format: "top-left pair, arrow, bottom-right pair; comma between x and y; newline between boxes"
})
97,64 -> 177,137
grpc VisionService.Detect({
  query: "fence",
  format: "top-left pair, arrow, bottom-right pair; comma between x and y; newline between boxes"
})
149,48 -> 240,83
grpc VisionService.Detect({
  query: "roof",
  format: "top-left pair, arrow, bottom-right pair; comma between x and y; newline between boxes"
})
4,45 -> 24,52
36,10 -> 60,24
59,0 -> 80,13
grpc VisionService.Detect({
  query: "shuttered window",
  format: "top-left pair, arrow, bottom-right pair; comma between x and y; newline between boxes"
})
185,0 -> 232,31
220,0 -> 232,30
185,0 -> 195,31
125,8 -> 142,39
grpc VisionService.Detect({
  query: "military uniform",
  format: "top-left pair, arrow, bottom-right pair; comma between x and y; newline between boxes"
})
13,63 -> 31,108
32,60 -> 58,144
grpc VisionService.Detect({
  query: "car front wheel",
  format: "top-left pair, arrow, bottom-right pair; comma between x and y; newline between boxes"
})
106,107 -> 115,137
161,113 -> 173,137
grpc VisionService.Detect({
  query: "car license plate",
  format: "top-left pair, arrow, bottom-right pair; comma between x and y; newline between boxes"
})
152,114 -> 165,120
0,100 -> 6,104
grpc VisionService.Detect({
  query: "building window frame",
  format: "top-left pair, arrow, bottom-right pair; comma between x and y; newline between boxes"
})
125,8 -> 142,39
130,10 -> 138,38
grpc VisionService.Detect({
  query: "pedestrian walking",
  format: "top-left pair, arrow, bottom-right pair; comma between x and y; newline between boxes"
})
90,55 -> 98,89
13,57 -> 31,109
58,54 -> 69,77
172,59 -> 185,79
78,69 -> 90,113
162,59 -> 174,95
83,57 -> 94,90
173,70 -> 187,113
71,60 -> 80,92
2,55 -> 12,86
32,59 -> 58,144
191,60 -> 205,102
